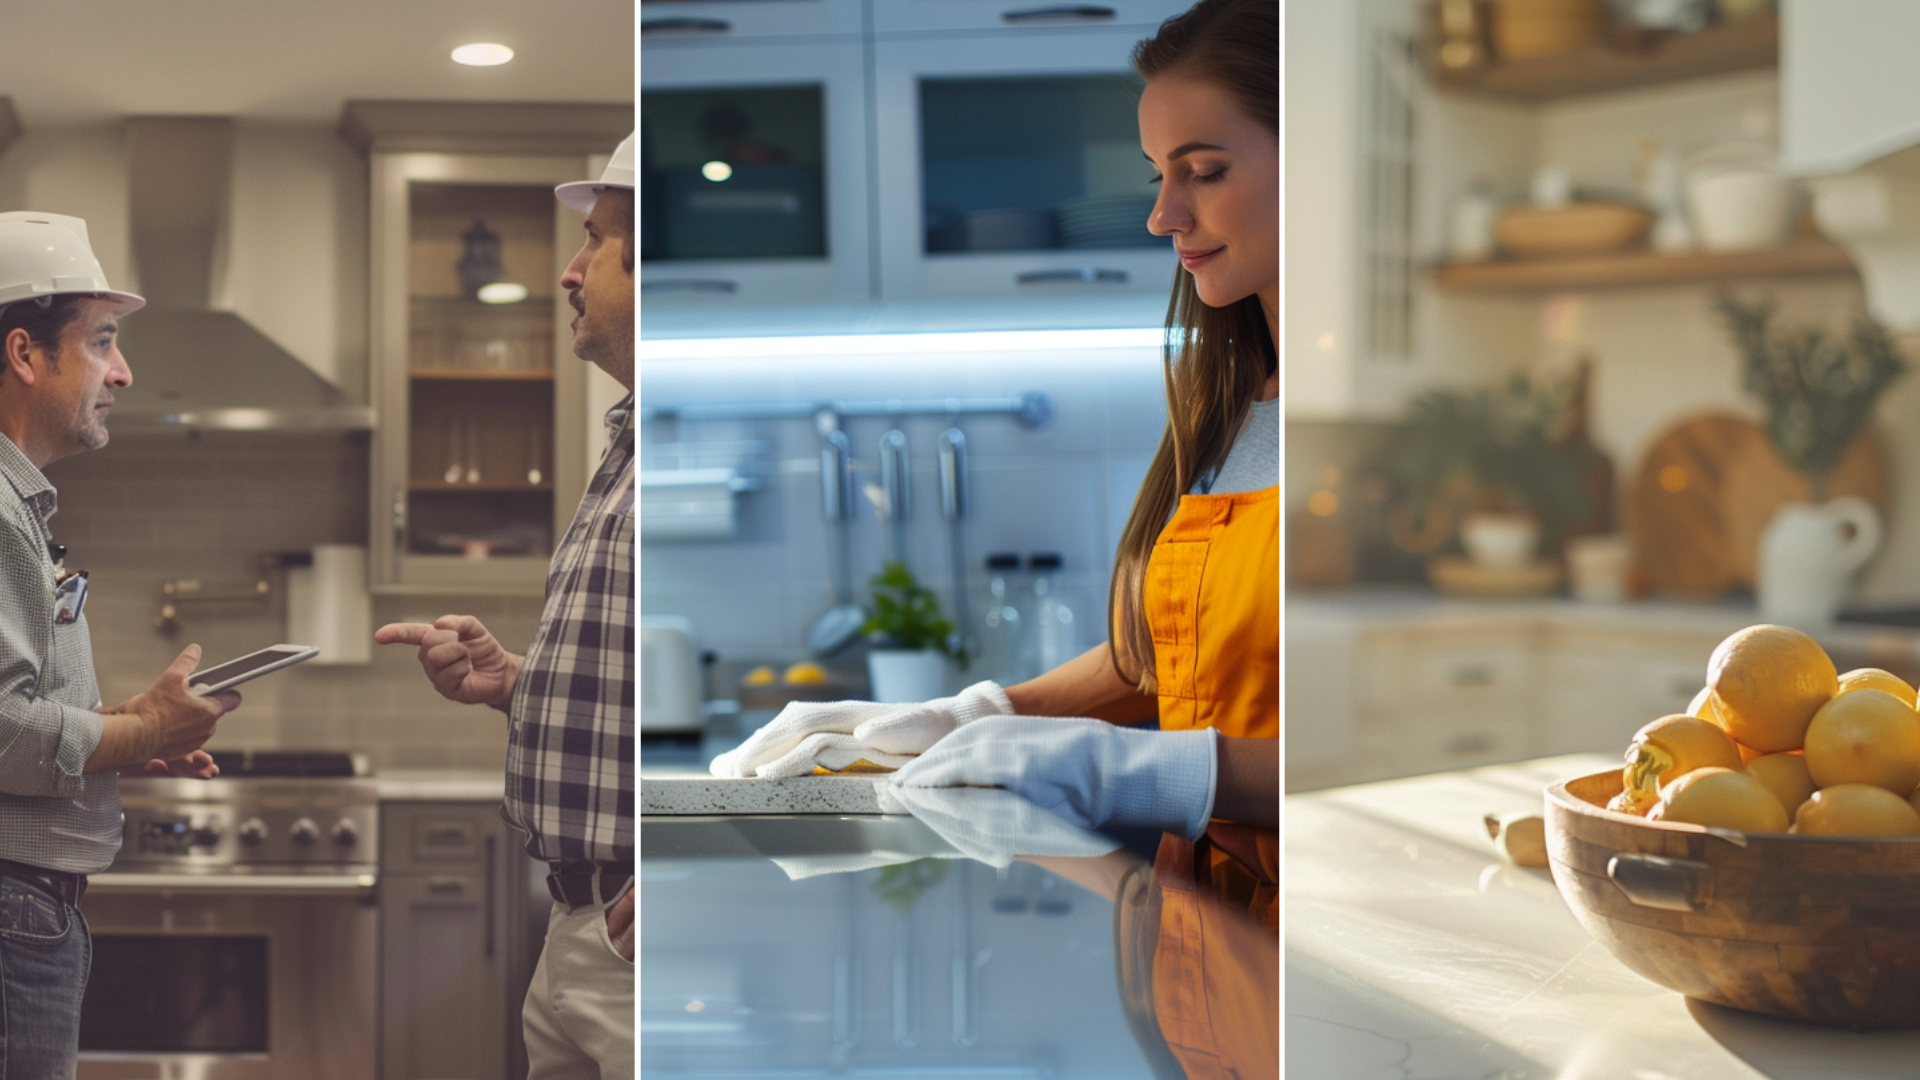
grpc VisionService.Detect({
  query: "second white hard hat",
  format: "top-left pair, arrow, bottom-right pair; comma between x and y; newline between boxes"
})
0,212 -> 144,316
555,131 -> 636,214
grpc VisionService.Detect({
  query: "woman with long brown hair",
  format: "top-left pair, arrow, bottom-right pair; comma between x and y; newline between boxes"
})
716,0 -> 1278,852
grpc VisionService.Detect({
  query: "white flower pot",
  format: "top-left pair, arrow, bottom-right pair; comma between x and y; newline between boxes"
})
866,649 -> 947,704
1757,498 -> 1882,631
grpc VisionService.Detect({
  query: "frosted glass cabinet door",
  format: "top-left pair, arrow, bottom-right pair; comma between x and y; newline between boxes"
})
872,31 -> 1180,300
640,0 -> 864,41
641,40 -> 872,307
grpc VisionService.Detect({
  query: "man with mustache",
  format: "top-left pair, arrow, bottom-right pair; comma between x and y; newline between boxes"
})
376,134 -> 634,1079
0,211 -> 242,1077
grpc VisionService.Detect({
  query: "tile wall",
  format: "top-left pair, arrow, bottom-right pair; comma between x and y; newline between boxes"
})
45,432 -> 543,771
637,345 -> 1176,687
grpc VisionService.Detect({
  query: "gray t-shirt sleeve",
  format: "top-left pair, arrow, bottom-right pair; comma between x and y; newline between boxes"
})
1201,397 -> 1279,495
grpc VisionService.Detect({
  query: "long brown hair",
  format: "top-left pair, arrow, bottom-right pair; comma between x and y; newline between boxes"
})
1109,0 -> 1278,693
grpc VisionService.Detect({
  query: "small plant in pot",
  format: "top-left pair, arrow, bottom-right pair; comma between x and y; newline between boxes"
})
862,562 -> 968,703
1717,294 -> 1906,628
1368,374 -> 1596,574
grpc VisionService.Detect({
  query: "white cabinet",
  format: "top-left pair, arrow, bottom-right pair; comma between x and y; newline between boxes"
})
1537,627 -> 1721,757
873,0 -> 1179,35
1354,624 -> 1536,780
871,30 -> 1179,300
640,39 -> 873,305
1780,0 -> 1920,177
640,0 -> 864,41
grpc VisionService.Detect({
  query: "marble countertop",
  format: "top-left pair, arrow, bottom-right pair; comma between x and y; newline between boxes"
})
1288,754 -> 1920,1079
641,773 -> 888,815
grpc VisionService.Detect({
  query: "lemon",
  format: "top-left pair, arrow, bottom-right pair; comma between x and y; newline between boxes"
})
1744,753 -> 1816,824
1706,624 -> 1838,753
1620,715 -> 1744,805
1649,768 -> 1789,833
1687,685 -> 1731,733
743,666 -> 777,687
783,661 -> 830,685
1803,688 -> 1920,796
1839,667 -> 1919,709
1792,783 -> 1920,837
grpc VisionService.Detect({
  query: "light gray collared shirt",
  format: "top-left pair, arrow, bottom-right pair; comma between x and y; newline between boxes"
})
0,434 -> 116,873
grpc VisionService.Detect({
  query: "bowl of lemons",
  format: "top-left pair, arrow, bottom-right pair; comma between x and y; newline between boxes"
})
1547,623 -> 1920,1027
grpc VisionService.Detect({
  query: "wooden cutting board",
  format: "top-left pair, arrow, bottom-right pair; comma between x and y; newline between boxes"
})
1626,414 -> 1886,598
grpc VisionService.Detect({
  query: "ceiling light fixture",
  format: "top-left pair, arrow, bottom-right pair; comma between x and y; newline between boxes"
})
451,43 -> 515,67
476,282 -> 529,305
701,161 -> 733,182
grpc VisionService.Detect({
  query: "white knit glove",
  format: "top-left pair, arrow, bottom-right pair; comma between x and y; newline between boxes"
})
709,680 -> 1013,779
887,716 -> 1220,840
852,681 -> 1014,756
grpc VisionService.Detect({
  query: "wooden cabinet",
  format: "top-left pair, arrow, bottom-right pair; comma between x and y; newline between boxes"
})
381,802 -> 544,1080
349,103 -> 625,594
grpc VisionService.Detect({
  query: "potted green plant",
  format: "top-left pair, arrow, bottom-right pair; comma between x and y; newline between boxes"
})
1717,294 -> 1906,628
862,561 -> 969,702
1369,374 -> 1598,571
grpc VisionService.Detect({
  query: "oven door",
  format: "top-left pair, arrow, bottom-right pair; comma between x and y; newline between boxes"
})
76,873 -> 377,1080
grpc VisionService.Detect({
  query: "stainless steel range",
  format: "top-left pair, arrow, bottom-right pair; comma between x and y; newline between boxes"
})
77,751 -> 381,1080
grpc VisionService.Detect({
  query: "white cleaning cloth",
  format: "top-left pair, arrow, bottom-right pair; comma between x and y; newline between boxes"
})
752,733 -> 917,779
875,783 -> 1121,868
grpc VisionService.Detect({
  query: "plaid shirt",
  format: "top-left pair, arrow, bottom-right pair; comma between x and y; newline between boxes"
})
504,393 -> 635,865
0,435 -> 118,873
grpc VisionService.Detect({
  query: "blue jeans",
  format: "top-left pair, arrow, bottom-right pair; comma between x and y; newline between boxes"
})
0,871 -> 89,1079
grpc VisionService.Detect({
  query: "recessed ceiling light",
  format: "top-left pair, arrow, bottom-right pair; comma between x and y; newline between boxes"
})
476,282 -> 529,305
701,161 -> 733,182
452,43 -> 515,67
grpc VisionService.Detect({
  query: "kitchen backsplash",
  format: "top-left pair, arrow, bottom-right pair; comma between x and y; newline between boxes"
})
44,432 -> 540,772
638,344 -> 1176,680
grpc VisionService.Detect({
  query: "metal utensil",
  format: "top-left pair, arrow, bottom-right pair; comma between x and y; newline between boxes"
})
806,427 -> 866,657
937,428 -> 970,659
879,429 -> 910,570
463,419 -> 481,484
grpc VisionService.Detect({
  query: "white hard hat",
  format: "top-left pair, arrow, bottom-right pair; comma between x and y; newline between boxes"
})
0,212 -> 144,316
555,131 -> 636,214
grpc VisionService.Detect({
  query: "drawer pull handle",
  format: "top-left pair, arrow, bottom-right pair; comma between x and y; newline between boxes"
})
424,826 -> 471,845
1444,733 -> 1493,755
1002,5 -> 1118,22
642,279 -> 740,294
1449,664 -> 1495,687
641,17 -> 732,35
427,877 -> 468,895
1016,268 -> 1127,285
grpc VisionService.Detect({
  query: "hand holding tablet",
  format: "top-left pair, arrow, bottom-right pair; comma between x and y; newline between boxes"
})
188,645 -> 320,696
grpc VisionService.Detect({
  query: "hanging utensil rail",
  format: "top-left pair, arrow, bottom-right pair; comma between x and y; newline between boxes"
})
638,392 -> 1053,429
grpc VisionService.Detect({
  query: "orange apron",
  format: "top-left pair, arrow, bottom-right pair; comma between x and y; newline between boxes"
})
1141,484 -> 1279,1080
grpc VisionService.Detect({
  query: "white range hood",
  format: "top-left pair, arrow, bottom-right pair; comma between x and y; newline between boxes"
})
1782,0 -> 1920,330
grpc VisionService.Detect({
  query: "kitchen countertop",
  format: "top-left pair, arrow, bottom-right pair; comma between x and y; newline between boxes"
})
373,770 -> 505,802
1288,754 -> 1920,1079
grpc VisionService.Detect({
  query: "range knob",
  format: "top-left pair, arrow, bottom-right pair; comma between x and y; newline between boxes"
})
190,824 -> 224,848
331,820 -> 359,847
238,818 -> 268,845
289,818 -> 320,845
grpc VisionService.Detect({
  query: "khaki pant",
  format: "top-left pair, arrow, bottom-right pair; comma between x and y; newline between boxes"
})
524,880 -> 634,1080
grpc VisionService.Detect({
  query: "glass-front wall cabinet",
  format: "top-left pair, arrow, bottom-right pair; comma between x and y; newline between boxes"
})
874,30 -> 1180,299
640,40 -> 871,306
372,154 -> 592,593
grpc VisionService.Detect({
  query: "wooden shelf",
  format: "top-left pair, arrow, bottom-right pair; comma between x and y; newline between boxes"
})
1431,242 -> 1856,293
410,482 -> 554,493
1432,13 -> 1777,102
409,368 -> 554,381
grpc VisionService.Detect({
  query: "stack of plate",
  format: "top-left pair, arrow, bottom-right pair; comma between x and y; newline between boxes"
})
1057,193 -> 1162,249
963,208 -> 1055,251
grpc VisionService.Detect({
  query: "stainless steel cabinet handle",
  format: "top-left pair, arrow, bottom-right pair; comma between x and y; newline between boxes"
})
1002,4 -> 1118,22
641,17 -> 732,35
89,873 -> 376,895
1449,663 -> 1496,687
641,279 -> 739,294
1016,267 -> 1128,284
1443,732 -> 1494,755
427,877 -> 468,894
390,486 -> 407,551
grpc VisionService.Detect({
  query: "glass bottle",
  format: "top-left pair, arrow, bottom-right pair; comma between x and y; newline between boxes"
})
976,552 -> 1026,685
1024,552 -> 1078,679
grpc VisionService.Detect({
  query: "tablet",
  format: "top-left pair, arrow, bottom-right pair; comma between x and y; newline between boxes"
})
189,645 -> 320,695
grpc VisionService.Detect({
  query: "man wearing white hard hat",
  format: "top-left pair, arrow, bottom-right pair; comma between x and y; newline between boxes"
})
377,135 -> 635,1079
0,211 -> 243,1076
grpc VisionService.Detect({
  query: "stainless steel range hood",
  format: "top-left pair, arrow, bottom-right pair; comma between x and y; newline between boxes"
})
110,117 -> 373,433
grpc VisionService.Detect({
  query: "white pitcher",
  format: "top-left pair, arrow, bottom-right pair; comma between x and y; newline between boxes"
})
1756,497 -> 1882,630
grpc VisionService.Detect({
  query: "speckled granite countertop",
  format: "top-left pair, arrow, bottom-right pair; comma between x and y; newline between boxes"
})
374,770 -> 505,802
641,774 -> 890,815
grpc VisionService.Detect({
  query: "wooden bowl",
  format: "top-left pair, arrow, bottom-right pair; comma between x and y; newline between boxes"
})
1494,202 -> 1655,258
1426,555 -> 1560,597
1491,0 -> 1603,61
1547,768 -> 1920,1028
